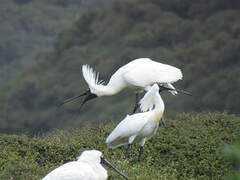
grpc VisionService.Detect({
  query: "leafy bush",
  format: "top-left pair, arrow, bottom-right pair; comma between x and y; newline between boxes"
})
222,138 -> 240,180
0,112 -> 239,179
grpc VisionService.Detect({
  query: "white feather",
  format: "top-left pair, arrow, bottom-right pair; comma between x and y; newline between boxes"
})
122,58 -> 182,88
106,113 -> 151,149
82,65 -> 104,89
81,58 -> 183,97
106,84 -> 164,152
139,84 -> 159,112
42,150 -> 107,180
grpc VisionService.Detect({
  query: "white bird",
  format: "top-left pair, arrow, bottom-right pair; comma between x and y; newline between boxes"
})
60,58 -> 191,114
106,84 -> 165,161
41,149 -> 129,180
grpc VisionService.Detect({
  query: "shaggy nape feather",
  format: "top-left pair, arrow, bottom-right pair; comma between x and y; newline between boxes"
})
82,65 -> 105,88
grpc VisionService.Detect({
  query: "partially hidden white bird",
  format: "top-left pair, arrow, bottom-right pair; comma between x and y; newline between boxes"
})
42,150 -> 129,180
106,83 -> 166,161
60,58 -> 191,113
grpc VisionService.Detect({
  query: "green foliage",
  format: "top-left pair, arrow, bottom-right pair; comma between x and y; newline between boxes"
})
222,139 -> 240,180
0,112 -> 239,179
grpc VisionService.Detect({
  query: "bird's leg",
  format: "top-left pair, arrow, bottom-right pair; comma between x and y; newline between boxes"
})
132,93 -> 140,114
138,146 -> 144,162
161,115 -> 166,128
125,144 -> 131,159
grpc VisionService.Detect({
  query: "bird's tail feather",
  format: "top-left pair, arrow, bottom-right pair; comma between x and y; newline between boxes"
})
106,136 -> 129,149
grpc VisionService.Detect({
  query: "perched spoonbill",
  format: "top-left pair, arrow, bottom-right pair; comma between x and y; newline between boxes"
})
60,58 -> 191,113
106,84 -> 166,161
42,150 -> 129,180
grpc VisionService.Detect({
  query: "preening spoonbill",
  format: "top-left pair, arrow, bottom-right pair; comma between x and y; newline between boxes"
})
42,150 -> 129,180
60,58 -> 191,113
106,84 -> 165,161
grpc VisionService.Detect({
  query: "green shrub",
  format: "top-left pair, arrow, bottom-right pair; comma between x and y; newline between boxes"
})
222,138 -> 240,180
0,112 -> 239,179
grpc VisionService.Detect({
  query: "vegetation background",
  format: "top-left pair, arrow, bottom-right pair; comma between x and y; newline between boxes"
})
1,112 -> 240,179
0,0 -> 240,179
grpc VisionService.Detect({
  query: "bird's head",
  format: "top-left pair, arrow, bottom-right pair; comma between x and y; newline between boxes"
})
81,88 -> 98,106
59,88 -> 98,111
158,84 -> 192,95
77,150 -> 129,179
159,84 -> 169,92
77,150 -> 102,163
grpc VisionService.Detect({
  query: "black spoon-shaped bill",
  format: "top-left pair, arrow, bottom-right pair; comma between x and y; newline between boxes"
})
59,91 -> 88,107
100,156 -> 129,180
79,92 -> 98,111
59,89 -> 98,111
159,86 -> 192,96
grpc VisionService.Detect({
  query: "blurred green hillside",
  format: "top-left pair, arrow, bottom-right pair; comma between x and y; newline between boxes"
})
0,0 -> 111,83
1,113 -> 240,179
0,0 -> 240,134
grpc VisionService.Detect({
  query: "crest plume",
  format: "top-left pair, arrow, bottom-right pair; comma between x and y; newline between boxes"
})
82,65 -> 104,88
139,84 -> 159,112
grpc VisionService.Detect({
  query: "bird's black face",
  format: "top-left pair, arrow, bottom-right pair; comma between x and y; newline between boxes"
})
59,89 -> 98,110
100,155 -> 129,180
159,85 -> 166,92
159,85 -> 171,92
80,90 -> 98,109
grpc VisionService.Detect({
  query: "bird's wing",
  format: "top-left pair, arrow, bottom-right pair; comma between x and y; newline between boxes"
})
106,113 -> 150,148
123,59 -> 182,88
42,162 -> 93,180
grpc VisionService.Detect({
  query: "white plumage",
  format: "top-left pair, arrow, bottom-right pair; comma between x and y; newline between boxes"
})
82,58 -> 182,97
41,150 -> 128,180
60,58 -> 188,113
106,84 -> 164,161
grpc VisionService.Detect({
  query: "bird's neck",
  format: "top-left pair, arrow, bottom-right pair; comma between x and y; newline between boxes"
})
90,163 -> 108,179
153,93 -> 165,123
154,92 -> 164,108
93,83 -> 124,97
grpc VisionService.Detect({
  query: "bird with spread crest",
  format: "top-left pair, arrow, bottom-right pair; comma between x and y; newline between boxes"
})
60,58 -> 190,116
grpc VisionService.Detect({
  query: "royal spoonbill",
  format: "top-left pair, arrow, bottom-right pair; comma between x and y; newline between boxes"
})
106,84 -> 166,161
41,150 -> 129,180
60,58 -> 191,112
